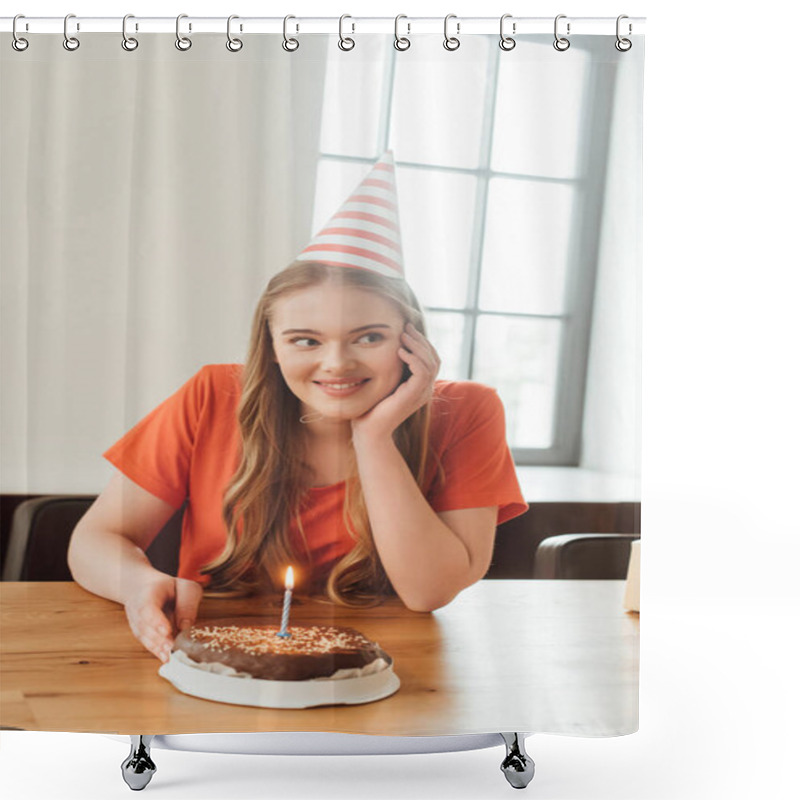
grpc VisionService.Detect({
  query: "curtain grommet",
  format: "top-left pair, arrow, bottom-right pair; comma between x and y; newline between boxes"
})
615,15 -> 633,51
12,15 -> 29,51
499,14 -> 516,51
443,14 -> 460,51
63,13 -> 80,51
553,14 -> 570,52
226,15 -> 243,52
394,15 -> 411,51
175,14 -> 192,51
338,15 -> 355,51
121,15 -> 139,51
282,15 -> 299,52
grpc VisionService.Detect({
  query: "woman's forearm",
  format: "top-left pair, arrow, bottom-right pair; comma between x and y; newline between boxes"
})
352,433 -> 471,612
67,524 -> 165,605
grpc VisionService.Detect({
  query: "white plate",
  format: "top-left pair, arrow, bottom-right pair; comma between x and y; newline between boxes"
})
158,654 -> 401,709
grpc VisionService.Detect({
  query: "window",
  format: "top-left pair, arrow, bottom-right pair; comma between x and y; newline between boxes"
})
312,36 -> 613,465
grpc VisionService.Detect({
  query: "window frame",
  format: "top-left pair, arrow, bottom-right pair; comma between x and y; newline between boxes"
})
315,37 -> 616,467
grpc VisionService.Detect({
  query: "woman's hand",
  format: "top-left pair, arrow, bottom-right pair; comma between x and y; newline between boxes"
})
351,323 -> 441,442
123,573 -> 203,663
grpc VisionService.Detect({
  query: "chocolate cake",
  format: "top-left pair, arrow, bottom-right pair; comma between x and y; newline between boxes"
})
172,624 -> 392,681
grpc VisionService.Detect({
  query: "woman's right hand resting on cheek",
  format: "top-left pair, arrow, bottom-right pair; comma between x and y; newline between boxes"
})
124,574 -> 203,663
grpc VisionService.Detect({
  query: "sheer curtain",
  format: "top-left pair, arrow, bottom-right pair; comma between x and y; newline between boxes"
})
1,34 -> 326,492
1,31 -> 641,495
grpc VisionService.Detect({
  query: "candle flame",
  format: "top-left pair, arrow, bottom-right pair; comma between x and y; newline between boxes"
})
285,566 -> 294,590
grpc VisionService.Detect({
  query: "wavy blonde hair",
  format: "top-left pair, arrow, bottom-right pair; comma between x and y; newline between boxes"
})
200,261 -> 439,606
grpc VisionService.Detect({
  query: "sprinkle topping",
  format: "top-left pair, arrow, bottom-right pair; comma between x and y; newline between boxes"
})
189,625 -> 376,657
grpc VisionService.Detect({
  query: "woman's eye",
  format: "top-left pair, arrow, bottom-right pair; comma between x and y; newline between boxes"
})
356,332 -> 385,344
290,337 -> 319,347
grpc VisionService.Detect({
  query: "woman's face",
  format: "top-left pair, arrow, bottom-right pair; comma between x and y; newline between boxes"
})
270,281 -> 407,423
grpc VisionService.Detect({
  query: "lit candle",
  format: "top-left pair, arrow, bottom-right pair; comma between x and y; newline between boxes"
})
277,566 -> 294,639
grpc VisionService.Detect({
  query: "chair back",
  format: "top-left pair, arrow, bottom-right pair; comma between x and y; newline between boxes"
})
488,502 -> 640,579
533,533 -> 640,579
3,495 -> 182,581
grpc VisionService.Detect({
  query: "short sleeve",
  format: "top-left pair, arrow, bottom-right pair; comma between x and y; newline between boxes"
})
427,383 -> 528,525
103,367 -> 211,508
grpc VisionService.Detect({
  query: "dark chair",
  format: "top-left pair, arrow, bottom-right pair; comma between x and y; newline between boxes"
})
532,533 -> 640,579
2,495 -> 182,581
487,502 -> 640,579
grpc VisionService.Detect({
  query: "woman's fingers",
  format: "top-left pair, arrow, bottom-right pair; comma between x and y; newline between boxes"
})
124,578 -> 184,663
126,604 -> 173,662
173,578 -> 204,633
401,325 -> 440,375
148,607 -> 175,659
399,340 -> 439,385
142,605 -> 174,660
141,631 -> 170,663
399,345 -> 432,377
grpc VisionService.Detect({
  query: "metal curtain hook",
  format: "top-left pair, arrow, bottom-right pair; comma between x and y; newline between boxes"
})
226,15 -> 243,51
499,14 -> 516,51
282,15 -> 299,51
443,14 -> 460,51
122,14 -> 139,51
175,14 -> 192,51
12,14 -> 29,51
615,15 -> 632,51
394,14 -> 410,51
338,14 -> 355,51
553,14 -> 570,51
63,13 -> 80,51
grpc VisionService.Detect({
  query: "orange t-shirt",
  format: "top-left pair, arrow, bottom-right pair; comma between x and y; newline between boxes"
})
104,364 -> 528,587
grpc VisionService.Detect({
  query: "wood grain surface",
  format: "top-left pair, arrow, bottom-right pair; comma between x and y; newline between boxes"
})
0,580 -> 638,736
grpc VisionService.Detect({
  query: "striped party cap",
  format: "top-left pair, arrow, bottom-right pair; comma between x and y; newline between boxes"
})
295,151 -> 404,278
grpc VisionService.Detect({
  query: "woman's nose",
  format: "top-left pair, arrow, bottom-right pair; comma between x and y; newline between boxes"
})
321,343 -> 356,372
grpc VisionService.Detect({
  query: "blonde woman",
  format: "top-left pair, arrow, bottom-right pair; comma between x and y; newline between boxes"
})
68,156 -> 527,663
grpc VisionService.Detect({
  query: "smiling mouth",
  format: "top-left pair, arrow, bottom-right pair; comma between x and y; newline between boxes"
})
313,379 -> 370,392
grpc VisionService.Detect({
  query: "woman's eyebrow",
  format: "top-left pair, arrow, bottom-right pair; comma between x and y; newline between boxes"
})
280,324 -> 391,336
349,324 -> 391,334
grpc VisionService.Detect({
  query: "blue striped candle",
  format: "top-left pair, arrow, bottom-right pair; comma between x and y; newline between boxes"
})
277,566 -> 294,639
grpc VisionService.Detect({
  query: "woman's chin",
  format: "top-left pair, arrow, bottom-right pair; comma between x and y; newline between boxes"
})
303,403 -> 368,424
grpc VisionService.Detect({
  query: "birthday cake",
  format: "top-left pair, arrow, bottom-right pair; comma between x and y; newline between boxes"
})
172,624 -> 393,682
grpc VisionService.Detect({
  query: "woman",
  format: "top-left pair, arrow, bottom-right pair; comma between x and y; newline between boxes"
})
68,158 -> 527,663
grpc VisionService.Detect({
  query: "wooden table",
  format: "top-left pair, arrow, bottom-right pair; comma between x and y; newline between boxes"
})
0,580 -> 638,737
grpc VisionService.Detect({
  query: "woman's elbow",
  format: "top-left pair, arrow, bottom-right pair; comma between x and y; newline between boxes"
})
402,570 -> 488,612
67,513 -> 105,584
66,518 -> 88,579
399,587 -> 460,613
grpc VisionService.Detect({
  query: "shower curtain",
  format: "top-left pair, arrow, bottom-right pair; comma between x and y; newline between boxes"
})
1,19 -> 643,739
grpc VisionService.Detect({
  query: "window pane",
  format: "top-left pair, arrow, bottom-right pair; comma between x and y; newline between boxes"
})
424,311 -> 466,381
389,39 -> 490,169
472,315 -> 561,449
398,167 -> 476,309
492,39 -> 589,179
319,37 -> 389,158
480,178 -> 573,315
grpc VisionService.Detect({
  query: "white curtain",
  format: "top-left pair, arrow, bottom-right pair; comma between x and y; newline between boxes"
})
1,32 -> 641,495
580,52 -> 643,479
1,34 -> 326,492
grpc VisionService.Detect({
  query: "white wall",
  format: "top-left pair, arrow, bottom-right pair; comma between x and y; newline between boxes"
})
579,52 -> 642,489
